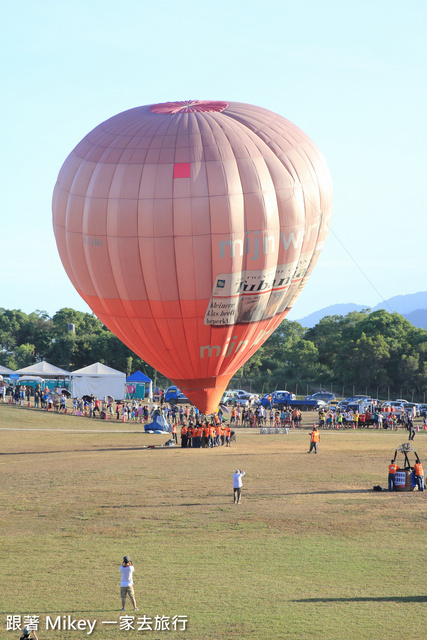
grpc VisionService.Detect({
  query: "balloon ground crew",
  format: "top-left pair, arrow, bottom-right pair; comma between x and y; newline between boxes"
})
308,424 -> 320,453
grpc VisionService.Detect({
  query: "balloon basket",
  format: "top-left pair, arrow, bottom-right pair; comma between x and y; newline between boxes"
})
394,469 -> 415,492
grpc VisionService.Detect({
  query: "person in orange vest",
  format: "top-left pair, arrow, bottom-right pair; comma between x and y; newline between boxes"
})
213,424 -> 219,447
172,423 -> 178,444
203,424 -> 210,448
388,460 -> 400,491
308,424 -> 320,453
187,425 -> 193,448
197,424 -> 204,448
225,425 -> 231,447
208,425 -> 215,448
180,424 -> 187,448
414,461 -> 424,491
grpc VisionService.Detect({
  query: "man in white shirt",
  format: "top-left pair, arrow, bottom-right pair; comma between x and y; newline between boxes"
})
120,556 -> 138,611
233,469 -> 245,504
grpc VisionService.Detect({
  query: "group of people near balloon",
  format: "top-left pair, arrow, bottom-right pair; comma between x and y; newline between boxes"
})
178,421 -> 234,448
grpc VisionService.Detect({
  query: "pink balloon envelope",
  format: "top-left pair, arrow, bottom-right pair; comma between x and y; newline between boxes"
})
52,100 -> 333,413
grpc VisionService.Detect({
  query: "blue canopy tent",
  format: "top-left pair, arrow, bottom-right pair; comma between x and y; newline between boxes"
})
126,370 -> 152,400
144,413 -> 171,434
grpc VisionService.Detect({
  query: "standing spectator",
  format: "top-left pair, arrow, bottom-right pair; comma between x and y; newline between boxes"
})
408,418 -> 415,441
59,394 -> 67,412
388,460 -> 400,491
308,424 -> 320,453
414,461 -> 424,491
120,556 -> 138,611
181,424 -> 188,448
233,469 -> 245,504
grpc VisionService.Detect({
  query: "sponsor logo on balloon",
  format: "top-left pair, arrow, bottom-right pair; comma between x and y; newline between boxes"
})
83,236 -> 103,248
218,229 -> 304,260
204,257 -> 310,326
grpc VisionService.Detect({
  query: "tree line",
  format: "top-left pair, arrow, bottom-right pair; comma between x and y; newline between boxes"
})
0,307 -> 163,384
232,310 -> 427,402
1,307 -> 426,402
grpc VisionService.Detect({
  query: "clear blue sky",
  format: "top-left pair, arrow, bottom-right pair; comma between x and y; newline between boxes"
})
1,0 -> 426,320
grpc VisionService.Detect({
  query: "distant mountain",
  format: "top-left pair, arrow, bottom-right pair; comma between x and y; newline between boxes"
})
295,304 -> 368,328
404,309 -> 427,330
373,291 -> 427,315
296,291 -> 427,330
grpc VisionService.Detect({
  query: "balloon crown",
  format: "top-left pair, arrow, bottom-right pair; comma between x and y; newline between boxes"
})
149,100 -> 228,114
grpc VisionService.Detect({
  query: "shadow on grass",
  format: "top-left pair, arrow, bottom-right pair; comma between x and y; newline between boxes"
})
0,446 -> 175,456
294,596 -> 427,603
252,489 -> 374,496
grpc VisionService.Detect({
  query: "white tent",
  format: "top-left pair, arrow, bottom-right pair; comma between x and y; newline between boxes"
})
15,361 -> 70,377
0,364 -> 15,375
70,362 -> 126,400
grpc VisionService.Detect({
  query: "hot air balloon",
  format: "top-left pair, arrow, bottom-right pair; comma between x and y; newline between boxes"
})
52,100 -> 332,414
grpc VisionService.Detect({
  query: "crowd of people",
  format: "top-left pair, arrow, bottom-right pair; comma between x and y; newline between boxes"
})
316,406 -> 425,434
2,383 -> 427,442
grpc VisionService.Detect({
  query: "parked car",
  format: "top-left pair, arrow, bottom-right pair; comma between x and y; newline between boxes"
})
220,392 -> 234,405
402,402 -> 420,417
418,404 -> 427,418
328,400 -> 340,409
230,389 -> 248,397
228,391 -> 253,406
346,395 -> 373,402
164,386 -> 189,405
306,391 -> 335,402
383,400 -> 407,409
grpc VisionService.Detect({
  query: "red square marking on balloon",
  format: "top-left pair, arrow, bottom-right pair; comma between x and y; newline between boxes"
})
173,162 -> 191,178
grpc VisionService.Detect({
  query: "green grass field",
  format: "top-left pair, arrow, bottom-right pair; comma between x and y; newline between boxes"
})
0,404 -> 426,639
